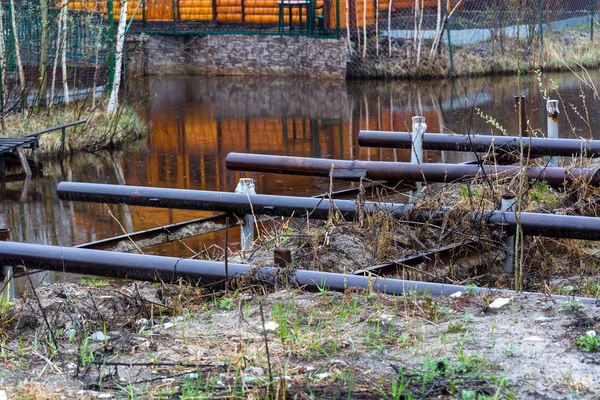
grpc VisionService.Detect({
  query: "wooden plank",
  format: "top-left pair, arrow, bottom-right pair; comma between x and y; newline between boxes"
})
15,146 -> 31,176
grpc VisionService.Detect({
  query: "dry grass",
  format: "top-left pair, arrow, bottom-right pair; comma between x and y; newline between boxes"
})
0,99 -> 146,158
349,24 -> 600,79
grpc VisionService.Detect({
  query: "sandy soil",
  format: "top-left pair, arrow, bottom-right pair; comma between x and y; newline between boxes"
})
0,281 -> 598,399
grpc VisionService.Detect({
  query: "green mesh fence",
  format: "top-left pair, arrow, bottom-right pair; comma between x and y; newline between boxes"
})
3,2 -> 109,70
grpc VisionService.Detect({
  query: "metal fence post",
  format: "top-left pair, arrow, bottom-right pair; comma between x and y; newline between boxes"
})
444,0 -> 454,76
546,99 -> 559,167
502,195 -> 516,274
0,227 -> 14,305
538,0 -> 544,50
235,178 -> 256,250
336,0 -> 341,39
593,0 -> 596,41
410,116 -> 426,201
142,0 -> 147,29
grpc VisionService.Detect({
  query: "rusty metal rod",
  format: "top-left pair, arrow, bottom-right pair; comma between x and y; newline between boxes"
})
225,153 -> 600,186
358,131 -> 600,158
76,213 -> 236,250
56,182 -> 412,220
58,182 -> 600,241
0,241 -> 596,303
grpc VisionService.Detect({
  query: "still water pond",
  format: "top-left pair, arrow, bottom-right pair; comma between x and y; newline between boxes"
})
1,71 -> 600,283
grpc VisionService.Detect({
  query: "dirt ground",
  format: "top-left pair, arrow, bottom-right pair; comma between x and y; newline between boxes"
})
0,280 -> 598,399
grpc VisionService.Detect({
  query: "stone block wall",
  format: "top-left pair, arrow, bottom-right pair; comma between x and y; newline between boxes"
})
127,34 -> 347,78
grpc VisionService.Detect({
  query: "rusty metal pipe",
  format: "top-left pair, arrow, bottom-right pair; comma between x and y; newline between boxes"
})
56,182 -> 412,220
225,153 -> 600,186
0,241 -> 596,304
358,131 -> 600,158
58,182 -> 600,241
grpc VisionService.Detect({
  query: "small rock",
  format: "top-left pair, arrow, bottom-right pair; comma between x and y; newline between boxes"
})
243,376 -> 258,383
88,332 -> 110,341
65,329 -> 77,340
586,330 -> 597,337
98,394 -> 113,399
186,373 -> 199,379
489,298 -> 511,309
263,321 -> 279,331
161,323 -> 174,330
534,317 -> 553,322
305,366 -> 316,372
66,362 -> 76,370
450,291 -> 462,298
316,372 -> 330,379
522,336 -> 544,341
562,286 -> 575,293
245,366 -> 265,376
379,314 -> 393,323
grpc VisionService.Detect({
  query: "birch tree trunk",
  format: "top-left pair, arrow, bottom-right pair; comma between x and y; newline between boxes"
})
61,0 -> 69,104
416,0 -> 424,67
49,16 -> 60,107
9,0 -> 26,108
430,0 -> 441,57
107,0 -> 127,115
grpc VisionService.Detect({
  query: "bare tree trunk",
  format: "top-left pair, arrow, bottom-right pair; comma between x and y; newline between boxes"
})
355,0 -> 361,54
61,0 -> 69,104
387,0 -> 392,56
346,0 -> 352,55
0,2 -> 7,132
375,0 -> 379,56
430,0 -> 463,58
39,0 -> 49,108
107,0 -> 127,115
413,0 -> 418,49
362,0 -> 367,57
10,0 -> 26,108
430,0 -> 442,57
416,0 -> 424,67
91,25 -> 102,109
50,16 -> 61,107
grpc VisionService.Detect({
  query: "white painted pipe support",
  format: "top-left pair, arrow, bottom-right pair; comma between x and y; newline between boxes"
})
546,99 -> 559,167
235,178 -> 256,251
410,116 -> 426,201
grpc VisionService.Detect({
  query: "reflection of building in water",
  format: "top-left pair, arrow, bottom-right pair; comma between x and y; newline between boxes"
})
1,77 -> 457,260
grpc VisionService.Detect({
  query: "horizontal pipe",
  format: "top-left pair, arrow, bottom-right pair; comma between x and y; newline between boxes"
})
58,182 -> 600,241
358,130 -> 600,157
0,241 -> 596,304
56,182 -> 412,220
225,153 -> 600,186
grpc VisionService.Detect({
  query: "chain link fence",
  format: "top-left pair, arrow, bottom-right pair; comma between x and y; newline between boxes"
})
346,0 -> 600,78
